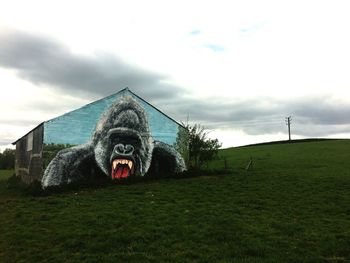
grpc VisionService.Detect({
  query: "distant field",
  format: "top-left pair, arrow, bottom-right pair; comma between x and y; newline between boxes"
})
1,140 -> 350,262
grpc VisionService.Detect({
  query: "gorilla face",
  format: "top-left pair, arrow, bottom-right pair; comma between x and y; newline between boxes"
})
92,97 -> 154,180
108,130 -> 140,179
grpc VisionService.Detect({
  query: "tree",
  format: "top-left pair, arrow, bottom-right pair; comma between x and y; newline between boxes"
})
185,124 -> 222,169
0,148 -> 15,169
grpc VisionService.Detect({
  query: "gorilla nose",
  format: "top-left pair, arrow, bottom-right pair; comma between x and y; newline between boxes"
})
114,143 -> 134,155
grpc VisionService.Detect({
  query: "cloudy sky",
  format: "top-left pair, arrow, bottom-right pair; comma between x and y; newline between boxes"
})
1,0 -> 350,151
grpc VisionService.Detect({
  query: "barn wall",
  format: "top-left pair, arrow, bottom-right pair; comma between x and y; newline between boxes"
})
14,89 -> 187,185
15,124 -> 44,184
139,98 -> 179,145
41,89 -> 188,174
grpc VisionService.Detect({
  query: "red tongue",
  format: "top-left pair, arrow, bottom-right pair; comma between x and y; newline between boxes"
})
115,165 -> 130,179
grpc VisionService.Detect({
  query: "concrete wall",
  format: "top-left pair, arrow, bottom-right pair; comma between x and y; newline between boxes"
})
15,124 -> 44,184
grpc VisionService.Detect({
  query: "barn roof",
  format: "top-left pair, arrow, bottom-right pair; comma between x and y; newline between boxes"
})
12,122 -> 45,145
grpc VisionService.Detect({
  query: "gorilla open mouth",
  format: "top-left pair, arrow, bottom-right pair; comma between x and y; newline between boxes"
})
111,158 -> 135,179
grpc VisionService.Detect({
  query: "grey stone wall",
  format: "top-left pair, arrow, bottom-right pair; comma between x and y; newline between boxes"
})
15,124 -> 44,184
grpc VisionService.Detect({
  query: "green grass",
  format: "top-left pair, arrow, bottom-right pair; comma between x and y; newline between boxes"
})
1,140 -> 350,262
0,169 -> 14,181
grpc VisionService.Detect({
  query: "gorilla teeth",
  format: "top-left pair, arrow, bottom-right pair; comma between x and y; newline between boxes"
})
112,159 -> 133,170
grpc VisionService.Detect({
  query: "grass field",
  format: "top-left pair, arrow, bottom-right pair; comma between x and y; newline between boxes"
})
1,140 -> 350,262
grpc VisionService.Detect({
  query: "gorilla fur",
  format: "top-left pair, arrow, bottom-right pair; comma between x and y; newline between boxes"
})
42,96 -> 186,188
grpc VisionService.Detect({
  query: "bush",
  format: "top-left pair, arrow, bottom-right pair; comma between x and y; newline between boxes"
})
0,148 -> 15,169
184,124 -> 222,169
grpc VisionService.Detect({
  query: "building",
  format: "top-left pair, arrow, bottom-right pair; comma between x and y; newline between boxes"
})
12,88 -> 188,184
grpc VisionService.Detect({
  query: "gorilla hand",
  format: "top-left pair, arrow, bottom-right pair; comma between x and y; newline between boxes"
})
41,143 -> 94,188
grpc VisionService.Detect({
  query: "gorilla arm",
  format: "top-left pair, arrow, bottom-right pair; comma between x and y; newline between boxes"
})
148,141 -> 186,175
41,143 -> 95,188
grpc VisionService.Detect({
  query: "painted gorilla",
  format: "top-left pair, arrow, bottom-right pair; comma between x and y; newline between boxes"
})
42,96 -> 186,188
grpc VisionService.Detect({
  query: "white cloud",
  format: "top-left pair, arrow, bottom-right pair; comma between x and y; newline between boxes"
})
1,0 -> 350,146
0,68 -> 90,144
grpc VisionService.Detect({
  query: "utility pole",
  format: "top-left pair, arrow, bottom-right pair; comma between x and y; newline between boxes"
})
285,116 -> 292,141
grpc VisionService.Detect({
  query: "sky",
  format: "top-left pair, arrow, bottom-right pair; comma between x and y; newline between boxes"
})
1,0 -> 350,151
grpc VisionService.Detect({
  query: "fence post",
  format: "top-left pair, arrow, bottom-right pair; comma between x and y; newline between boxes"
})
246,157 -> 253,171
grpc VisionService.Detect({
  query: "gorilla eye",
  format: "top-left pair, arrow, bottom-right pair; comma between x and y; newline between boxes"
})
108,133 -> 141,148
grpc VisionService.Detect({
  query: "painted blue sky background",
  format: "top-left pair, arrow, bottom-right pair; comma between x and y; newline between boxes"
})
1,0 -> 350,151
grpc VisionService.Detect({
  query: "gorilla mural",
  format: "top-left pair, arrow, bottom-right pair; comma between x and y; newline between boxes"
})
42,97 -> 186,188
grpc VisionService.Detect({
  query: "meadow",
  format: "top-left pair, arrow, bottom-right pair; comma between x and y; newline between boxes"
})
1,140 -> 349,262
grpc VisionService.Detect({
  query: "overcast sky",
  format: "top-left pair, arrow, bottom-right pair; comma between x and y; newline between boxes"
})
1,0 -> 350,151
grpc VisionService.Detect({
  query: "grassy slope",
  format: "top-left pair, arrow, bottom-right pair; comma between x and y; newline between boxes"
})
1,140 -> 350,262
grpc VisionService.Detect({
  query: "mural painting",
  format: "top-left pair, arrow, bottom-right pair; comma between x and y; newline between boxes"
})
42,96 -> 186,188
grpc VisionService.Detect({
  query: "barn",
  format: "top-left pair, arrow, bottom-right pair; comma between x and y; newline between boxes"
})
12,88 -> 188,184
